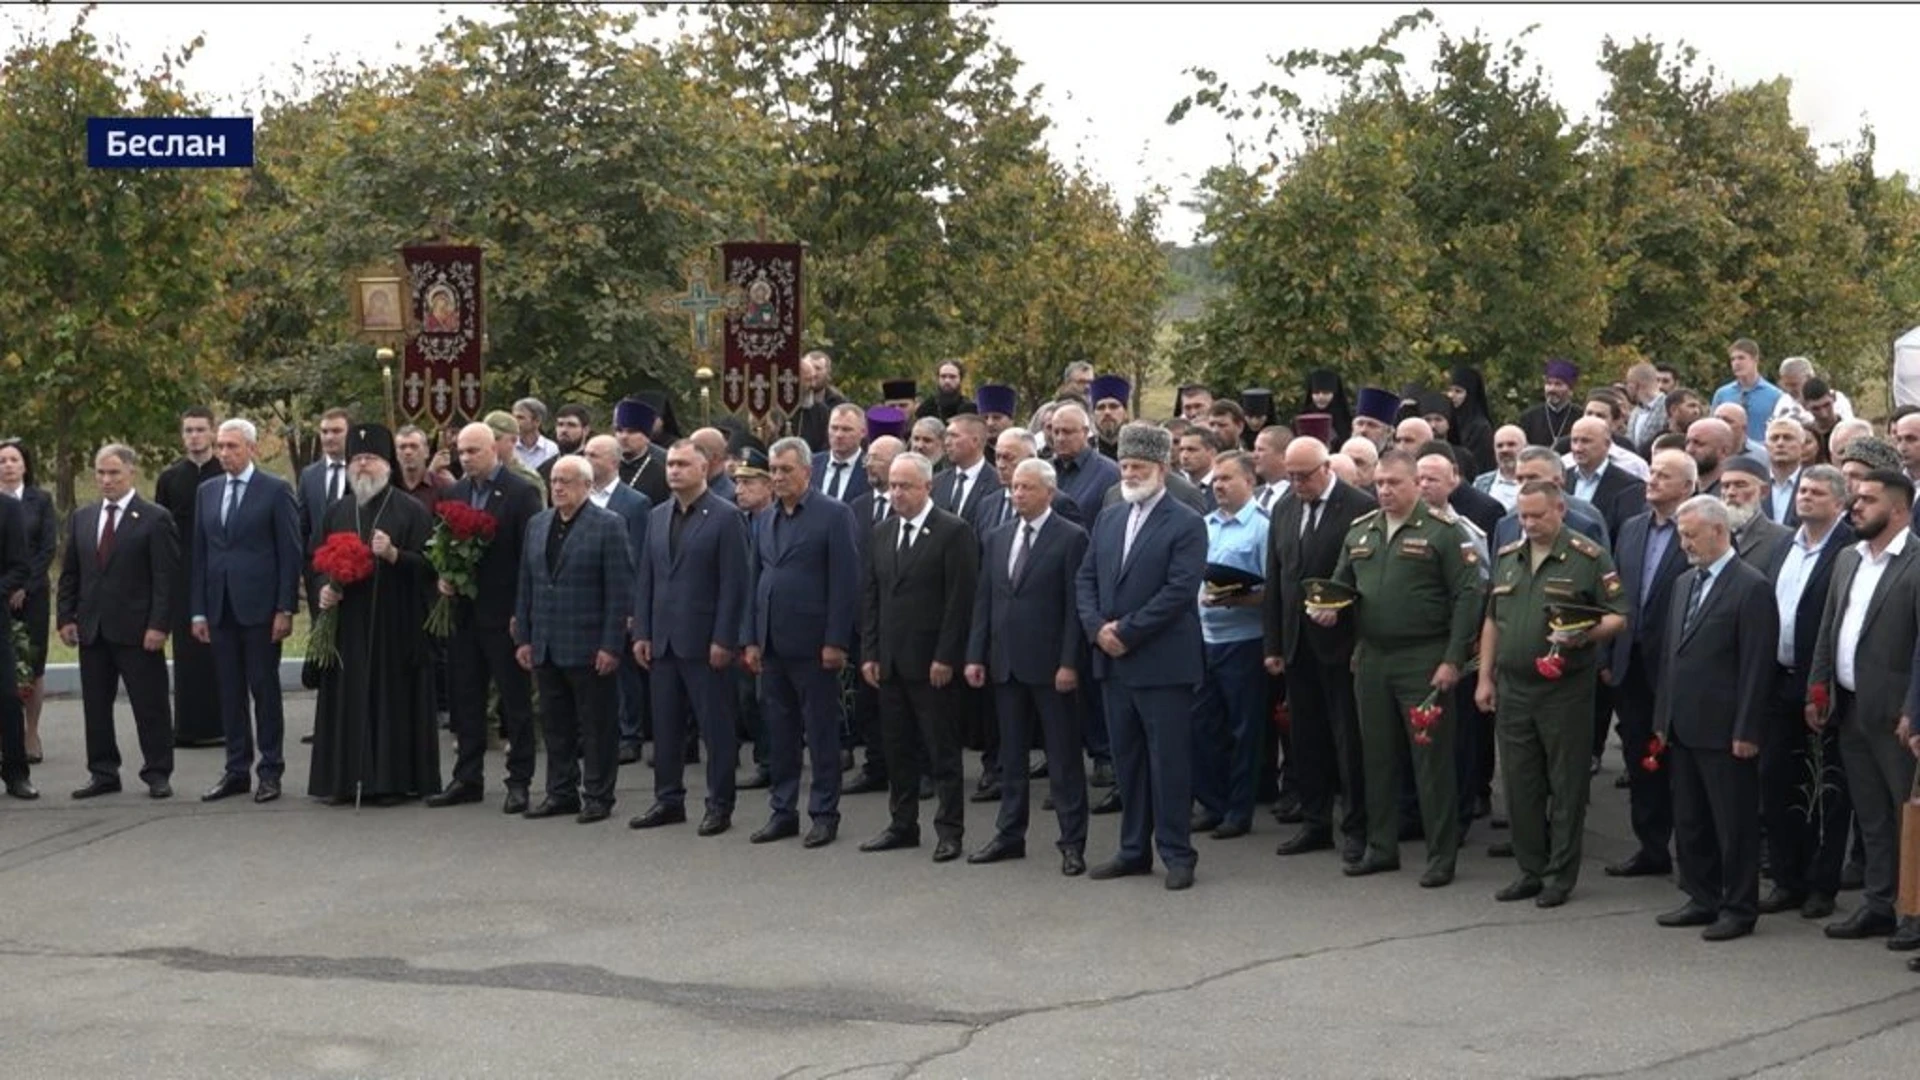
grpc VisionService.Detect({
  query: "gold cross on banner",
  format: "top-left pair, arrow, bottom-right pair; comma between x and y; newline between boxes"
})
654,256 -> 730,358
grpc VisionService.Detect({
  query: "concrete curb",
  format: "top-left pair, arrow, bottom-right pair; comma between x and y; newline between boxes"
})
37,659 -> 309,699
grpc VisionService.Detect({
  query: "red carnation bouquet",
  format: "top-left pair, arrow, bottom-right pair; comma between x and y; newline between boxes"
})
308,531 -> 377,669
1408,690 -> 1444,747
424,500 -> 498,637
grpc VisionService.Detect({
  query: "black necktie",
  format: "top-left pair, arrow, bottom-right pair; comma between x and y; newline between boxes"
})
1011,522 -> 1034,584
1683,569 -> 1710,633
1302,499 -> 1323,538
873,495 -> 888,524
952,471 -> 968,512
898,520 -> 915,552
829,461 -> 847,499
327,461 -> 343,504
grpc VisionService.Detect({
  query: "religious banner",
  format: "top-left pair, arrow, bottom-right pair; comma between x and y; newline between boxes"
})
400,244 -> 484,425
719,241 -> 803,425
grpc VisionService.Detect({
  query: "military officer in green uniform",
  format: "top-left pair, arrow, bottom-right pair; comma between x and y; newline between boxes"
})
1314,449 -> 1485,887
1474,480 -> 1628,908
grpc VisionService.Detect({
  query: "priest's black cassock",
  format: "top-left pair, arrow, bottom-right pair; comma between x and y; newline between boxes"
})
307,483 -> 440,802
153,454 -> 225,744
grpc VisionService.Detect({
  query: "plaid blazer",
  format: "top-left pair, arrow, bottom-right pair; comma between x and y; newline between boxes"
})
514,503 -> 633,668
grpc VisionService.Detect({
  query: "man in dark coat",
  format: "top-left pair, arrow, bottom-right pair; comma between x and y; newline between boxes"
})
153,407 -> 225,745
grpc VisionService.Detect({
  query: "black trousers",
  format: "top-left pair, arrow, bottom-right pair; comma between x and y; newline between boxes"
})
1671,739 -> 1761,923
881,677 -> 964,842
80,640 -> 174,784
0,624 -> 26,783
448,621 -> 534,788
650,654 -> 737,813
1285,654 -> 1365,842
536,664 -> 618,807
993,680 -> 1087,851
1759,668 -> 1851,898
1612,652 -> 1673,863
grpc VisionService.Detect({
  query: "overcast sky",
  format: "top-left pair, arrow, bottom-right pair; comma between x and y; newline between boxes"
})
13,3 -> 1919,243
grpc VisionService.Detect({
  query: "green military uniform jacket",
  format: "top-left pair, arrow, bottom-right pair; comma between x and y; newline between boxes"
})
1332,500 -> 1485,667
1487,526 -> 1628,679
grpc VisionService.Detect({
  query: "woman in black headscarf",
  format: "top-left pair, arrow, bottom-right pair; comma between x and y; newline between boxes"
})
1445,365 -> 1497,481
1297,369 -> 1353,445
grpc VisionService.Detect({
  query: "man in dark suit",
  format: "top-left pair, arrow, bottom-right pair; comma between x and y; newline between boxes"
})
191,419 -> 302,803
1757,465 -> 1853,920
295,407 -> 352,619
513,456 -> 632,824
427,423 -> 545,814
860,452 -> 979,862
58,444 -> 179,800
1652,495 -> 1778,941
1720,456 -> 1793,567
630,441 -> 749,836
965,456 -> 1091,873
1567,417 -> 1645,540
745,437 -> 861,848
971,427 -> 1082,540
1265,433 -> 1376,862
810,402 -> 871,504
583,434 -> 652,763
1076,423 -> 1210,890
1810,469 -> 1920,945
932,413 -> 1002,523
1604,448 -> 1699,877
844,435 -> 905,794
1763,418 -> 1806,527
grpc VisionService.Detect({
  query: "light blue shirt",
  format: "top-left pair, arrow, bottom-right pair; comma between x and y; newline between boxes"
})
1199,500 -> 1269,644
1712,378 -> 1784,443
1769,469 -> 1800,522
1773,523 -> 1834,666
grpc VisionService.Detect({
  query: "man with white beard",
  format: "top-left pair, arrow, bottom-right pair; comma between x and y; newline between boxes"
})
307,423 -> 440,805
1718,457 -> 1791,567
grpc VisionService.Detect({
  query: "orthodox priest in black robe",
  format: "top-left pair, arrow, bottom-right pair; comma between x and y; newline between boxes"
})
152,415 -> 226,745
308,423 -> 440,804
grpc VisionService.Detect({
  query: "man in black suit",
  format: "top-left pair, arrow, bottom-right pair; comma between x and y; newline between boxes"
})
810,403 -> 871,504
1264,433 -> 1376,863
295,408 -> 352,621
1757,465 -> 1853,920
1653,495 -> 1777,941
964,457 -> 1091,874
191,419 -> 302,804
1810,470 -> 1920,946
860,452 -> 980,862
428,422 -> 545,814
844,435 -> 904,794
932,413 -> 1001,523
1567,417 -> 1645,540
58,444 -> 179,800
1605,449 -> 1699,878
630,441 -> 749,836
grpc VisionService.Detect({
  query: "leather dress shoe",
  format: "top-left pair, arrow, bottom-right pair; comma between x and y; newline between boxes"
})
738,765 -> 771,791
967,838 -> 1026,865
1657,902 -> 1717,928
751,817 -> 800,844
917,776 -> 934,801
1886,918 -> 1920,951
148,780 -> 172,799
969,783 -> 1002,803
1210,821 -> 1249,840
1341,835 -> 1366,865
1825,907 -> 1897,939
502,785 -> 530,816
1342,854 -> 1400,877
1164,865 -> 1195,891
1487,840 -> 1515,858
1090,790 -> 1121,815
1061,849 -> 1087,877
1536,886 -> 1570,909
697,811 -> 732,837
1701,917 -> 1755,942
1191,812 -> 1222,833
1090,760 -> 1116,787
577,803 -> 612,824
253,779 -> 281,804
1028,758 -> 1049,779
932,839 -> 963,863
802,821 -> 837,848
1272,792 -> 1304,825
523,798 -> 581,819
843,771 -> 888,795
617,743 -> 641,765
1088,859 -> 1151,881
424,781 -> 481,808
201,774 -> 250,802
1605,852 -> 1672,878
300,732 -> 314,745
5,778 -> 39,800
1276,827 -> 1334,856
1495,878 -> 1543,903
1419,866 -> 1455,889
1801,893 -> 1837,920
71,777 -> 123,800
859,828 -> 920,853
629,803 -> 688,829
1758,886 -> 1808,915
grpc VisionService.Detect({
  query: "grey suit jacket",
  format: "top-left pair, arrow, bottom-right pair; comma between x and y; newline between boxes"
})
1811,538 -> 1920,732
514,504 -> 634,668
1734,515 -> 1791,568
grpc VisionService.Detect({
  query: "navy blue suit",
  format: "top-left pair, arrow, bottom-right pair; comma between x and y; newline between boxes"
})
1609,508 -> 1692,865
810,449 -> 870,505
968,512 -> 1090,852
635,489 -> 748,814
1075,493 -> 1209,873
600,483 -> 653,751
750,490 -> 860,828
192,467 -> 302,784
296,457 -> 347,615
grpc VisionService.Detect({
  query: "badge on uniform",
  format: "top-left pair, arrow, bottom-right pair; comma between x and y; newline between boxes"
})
1460,542 -> 1478,565
1601,570 -> 1622,600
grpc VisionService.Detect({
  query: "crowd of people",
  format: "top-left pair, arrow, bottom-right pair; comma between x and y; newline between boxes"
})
2,342 -> 1917,974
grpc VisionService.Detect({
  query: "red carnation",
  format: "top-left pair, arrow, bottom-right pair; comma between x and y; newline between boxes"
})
424,500 -> 500,636
307,532 -> 375,670
1809,682 -> 1830,713
1642,732 -> 1667,774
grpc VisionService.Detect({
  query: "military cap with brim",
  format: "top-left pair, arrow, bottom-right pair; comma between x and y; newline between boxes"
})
1303,578 -> 1358,612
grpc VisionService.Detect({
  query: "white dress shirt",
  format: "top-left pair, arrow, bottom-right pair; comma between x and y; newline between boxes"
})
1122,489 -> 1165,564
1835,528 -> 1909,691
947,459 -> 985,512
896,500 -> 934,551
1008,509 -> 1051,577
1773,523 -> 1833,666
